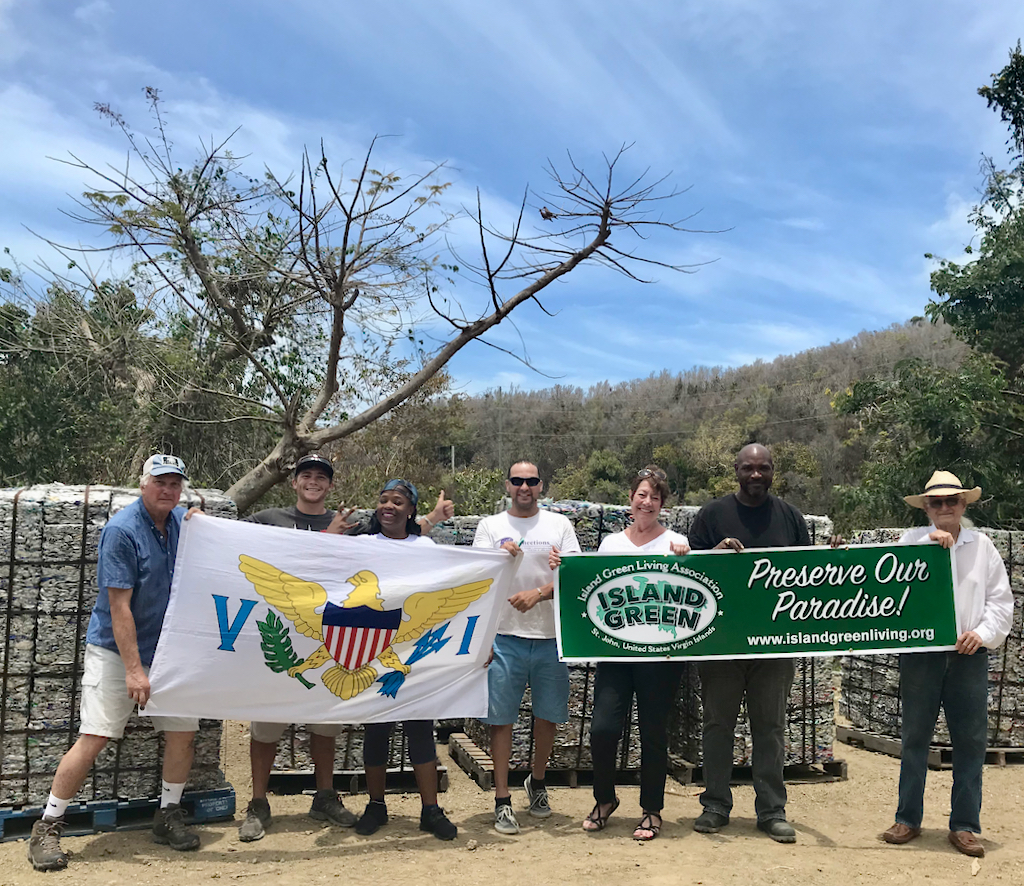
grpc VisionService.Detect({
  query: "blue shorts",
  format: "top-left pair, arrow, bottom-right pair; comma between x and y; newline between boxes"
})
485,634 -> 569,725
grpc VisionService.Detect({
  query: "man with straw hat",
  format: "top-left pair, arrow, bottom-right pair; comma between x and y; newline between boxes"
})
881,470 -> 1013,858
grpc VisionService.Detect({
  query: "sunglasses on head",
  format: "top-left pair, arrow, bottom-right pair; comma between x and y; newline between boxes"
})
509,476 -> 541,487
637,468 -> 667,480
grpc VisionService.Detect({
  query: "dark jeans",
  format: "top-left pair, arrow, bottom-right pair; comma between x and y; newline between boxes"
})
698,658 -> 794,822
897,650 -> 989,833
363,720 -> 436,767
590,661 -> 684,812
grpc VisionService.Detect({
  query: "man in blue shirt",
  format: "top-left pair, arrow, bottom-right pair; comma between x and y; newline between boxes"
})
28,455 -> 202,871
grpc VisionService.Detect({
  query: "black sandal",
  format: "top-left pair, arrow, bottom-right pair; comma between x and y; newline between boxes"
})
582,797 -> 620,831
633,811 -> 662,841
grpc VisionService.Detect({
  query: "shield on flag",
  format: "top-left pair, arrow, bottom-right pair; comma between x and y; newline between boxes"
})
322,602 -> 403,670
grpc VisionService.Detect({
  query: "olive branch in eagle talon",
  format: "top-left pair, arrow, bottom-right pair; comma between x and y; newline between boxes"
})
257,610 -> 315,689
237,554 -> 492,700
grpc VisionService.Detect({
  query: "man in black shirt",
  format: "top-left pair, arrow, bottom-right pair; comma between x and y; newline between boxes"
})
689,443 -> 810,844
238,454 -> 357,839
238,454 -> 455,840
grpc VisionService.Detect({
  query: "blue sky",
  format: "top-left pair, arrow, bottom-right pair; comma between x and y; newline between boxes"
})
2,1 -> 1022,396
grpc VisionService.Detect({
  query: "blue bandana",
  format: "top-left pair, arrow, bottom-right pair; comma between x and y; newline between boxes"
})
381,478 -> 419,507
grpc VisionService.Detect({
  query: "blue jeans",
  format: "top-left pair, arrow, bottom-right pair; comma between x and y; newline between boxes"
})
897,650 -> 989,833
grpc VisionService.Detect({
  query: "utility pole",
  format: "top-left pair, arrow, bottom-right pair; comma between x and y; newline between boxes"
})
497,387 -> 504,469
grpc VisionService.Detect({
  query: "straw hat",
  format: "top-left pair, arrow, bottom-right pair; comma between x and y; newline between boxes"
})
903,470 -> 981,509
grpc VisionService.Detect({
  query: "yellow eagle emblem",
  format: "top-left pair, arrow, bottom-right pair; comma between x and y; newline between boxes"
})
238,555 -> 492,699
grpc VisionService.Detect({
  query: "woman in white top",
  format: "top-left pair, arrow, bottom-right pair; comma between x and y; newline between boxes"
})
555,466 -> 689,840
347,479 -> 458,841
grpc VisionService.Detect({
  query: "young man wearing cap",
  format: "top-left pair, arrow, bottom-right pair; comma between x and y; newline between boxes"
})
236,455 -> 455,840
881,471 -> 1014,858
29,455 -> 201,871
237,453 -> 356,839
472,461 -> 581,835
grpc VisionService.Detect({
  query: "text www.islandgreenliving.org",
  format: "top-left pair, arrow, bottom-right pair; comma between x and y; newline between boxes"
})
746,627 -> 937,648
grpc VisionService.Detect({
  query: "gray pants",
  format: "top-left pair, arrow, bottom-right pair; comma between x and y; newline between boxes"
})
698,658 -> 794,822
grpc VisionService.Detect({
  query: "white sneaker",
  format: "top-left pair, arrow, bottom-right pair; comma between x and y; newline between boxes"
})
524,774 -> 552,818
494,803 -> 520,834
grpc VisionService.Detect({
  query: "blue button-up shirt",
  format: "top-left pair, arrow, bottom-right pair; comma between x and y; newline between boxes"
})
87,497 -> 185,666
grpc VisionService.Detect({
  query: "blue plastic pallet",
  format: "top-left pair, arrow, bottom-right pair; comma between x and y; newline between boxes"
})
0,787 -> 235,841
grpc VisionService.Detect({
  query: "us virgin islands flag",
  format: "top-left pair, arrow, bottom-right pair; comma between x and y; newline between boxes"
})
145,515 -> 515,723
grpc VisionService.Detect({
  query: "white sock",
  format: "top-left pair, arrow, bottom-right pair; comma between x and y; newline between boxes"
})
44,794 -> 71,821
160,781 -> 185,808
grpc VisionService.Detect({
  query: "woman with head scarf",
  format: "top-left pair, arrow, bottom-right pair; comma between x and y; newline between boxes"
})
881,471 -> 1013,858
350,479 -> 458,841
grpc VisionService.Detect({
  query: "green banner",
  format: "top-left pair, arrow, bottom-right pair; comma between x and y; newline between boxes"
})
555,543 -> 957,661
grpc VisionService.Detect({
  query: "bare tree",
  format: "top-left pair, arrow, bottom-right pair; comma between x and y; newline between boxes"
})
42,90 -> 713,510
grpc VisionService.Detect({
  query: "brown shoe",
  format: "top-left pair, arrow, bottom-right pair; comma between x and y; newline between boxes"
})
948,830 -> 985,858
881,823 -> 921,844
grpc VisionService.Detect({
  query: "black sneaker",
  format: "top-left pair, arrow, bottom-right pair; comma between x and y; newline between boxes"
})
420,804 -> 457,841
309,789 -> 357,827
238,798 -> 272,842
28,817 -> 68,871
354,800 -> 389,836
152,803 -> 200,851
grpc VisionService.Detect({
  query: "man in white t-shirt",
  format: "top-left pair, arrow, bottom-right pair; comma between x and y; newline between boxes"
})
473,461 -> 581,835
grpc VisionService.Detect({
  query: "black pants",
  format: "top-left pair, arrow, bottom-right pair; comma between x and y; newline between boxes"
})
590,661 -> 684,812
363,720 -> 436,767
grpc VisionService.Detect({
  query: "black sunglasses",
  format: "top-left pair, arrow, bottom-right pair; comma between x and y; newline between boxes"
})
509,476 -> 541,487
637,468 -> 667,480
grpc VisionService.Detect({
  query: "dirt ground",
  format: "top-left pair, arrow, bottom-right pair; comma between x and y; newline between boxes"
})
2,720 -> 1023,886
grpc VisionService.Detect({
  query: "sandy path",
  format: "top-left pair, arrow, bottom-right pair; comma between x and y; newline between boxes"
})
2,721 -> 1022,886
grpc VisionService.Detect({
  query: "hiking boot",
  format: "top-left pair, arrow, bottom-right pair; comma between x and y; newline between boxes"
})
238,798 -> 272,842
28,818 -> 68,871
354,800 -> 388,836
309,789 -> 356,827
494,802 -> 520,835
152,803 -> 200,851
693,810 -> 729,833
420,804 -> 457,841
523,774 -> 551,819
758,819 -> 797,843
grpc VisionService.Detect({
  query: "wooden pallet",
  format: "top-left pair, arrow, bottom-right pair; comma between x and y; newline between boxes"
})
0,787 -> 235,842
670,760 -> 847,785
448,732 -> 846,790
267,765 -> 448,796
837,725 -> 1024,769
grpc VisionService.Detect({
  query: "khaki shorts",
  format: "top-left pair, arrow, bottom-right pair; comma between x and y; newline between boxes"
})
249,722 -> 345,744
79,644 -> 199,738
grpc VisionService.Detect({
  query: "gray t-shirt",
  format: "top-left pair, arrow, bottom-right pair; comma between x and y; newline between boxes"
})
244,506 -> 334,532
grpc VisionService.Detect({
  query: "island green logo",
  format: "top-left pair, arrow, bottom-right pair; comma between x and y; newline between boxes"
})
585,571 -> 719,646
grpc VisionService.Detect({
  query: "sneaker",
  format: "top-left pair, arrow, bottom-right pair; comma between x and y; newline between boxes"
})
420,804 -> 457,841
28,818 -> 68,871
238,798 -> 272,842
152,803 -> 200,851
494,802 -> 520,835
693,810 -> 730,833
309,789 -> 356,827
757,819 -> 797,843
523,774 -> 551,819
354,800 -> 388,836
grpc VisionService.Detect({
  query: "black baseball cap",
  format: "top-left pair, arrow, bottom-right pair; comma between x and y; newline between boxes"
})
293,454 -> 334,480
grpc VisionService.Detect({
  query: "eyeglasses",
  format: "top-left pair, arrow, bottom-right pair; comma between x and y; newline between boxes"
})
509,476 -> 541,487
637,468 -> 667,480
924,496 -> 964,510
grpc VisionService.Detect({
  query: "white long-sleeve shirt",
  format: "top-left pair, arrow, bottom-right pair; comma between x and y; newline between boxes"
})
899,525 -> 1014,649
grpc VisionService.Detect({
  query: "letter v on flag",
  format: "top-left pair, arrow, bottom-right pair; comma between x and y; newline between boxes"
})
144,515 -> 517,724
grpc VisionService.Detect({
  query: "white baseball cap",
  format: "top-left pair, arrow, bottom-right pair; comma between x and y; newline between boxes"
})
143,454 -> 188,479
